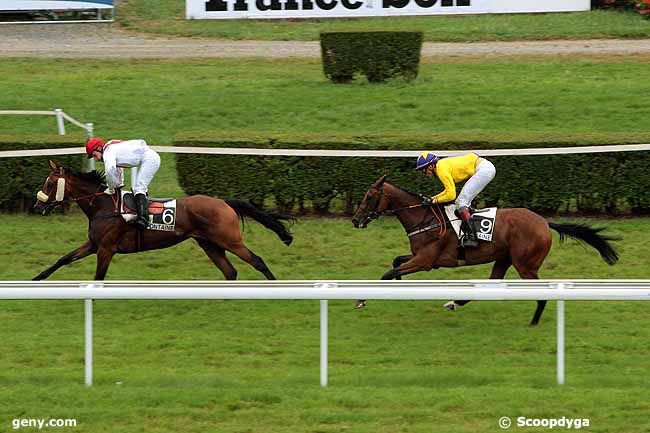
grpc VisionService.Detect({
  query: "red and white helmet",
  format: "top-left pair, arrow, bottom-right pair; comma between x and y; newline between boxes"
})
85,137 -> 105,158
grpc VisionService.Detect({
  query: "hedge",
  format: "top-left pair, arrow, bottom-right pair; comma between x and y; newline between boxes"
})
0,135 -> 85,212
320,31 -> 422,83
593,0 -> 650,14
174,131 -> 650,216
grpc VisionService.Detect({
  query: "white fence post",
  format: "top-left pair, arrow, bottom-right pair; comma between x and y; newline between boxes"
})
557,282 -> 566,385
84,299 -> 93,387
320,300 -> 328,387
55,109 -> 65,135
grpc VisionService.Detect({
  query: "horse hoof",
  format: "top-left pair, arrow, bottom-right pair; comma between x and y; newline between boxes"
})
443,301 -> 457,311
354,301 -> 367,310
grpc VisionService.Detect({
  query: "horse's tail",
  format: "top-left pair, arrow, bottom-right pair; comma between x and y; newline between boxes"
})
225,199 -> 294,246
548,222 -> 620,265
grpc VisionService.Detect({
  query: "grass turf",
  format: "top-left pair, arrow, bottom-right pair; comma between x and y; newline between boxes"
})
0,214 -> 648,432
2,56 -> 650,145
116,3 -> 650,42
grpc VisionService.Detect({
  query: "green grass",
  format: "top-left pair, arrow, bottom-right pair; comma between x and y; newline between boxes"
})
1,213 -> 650,432
117,3 -> 650,42
2,57 -> 650,145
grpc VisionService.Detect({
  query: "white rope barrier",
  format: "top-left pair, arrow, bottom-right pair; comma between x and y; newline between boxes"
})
163,143 -> 650,157
2,280 -> 650,387
1,143 -> 650,159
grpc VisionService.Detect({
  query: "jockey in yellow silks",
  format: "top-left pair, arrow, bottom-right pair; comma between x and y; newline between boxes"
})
415,152 -> 496,248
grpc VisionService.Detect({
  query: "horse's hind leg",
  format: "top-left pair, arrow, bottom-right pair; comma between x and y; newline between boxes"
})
530,300 -> 547,327
514,266 -> 545,326
197,240 -> 237,280
228,244 -> 276,280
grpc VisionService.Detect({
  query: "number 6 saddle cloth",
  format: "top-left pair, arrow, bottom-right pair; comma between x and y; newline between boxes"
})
120,191 -> 177,232
444,205 -> 497,242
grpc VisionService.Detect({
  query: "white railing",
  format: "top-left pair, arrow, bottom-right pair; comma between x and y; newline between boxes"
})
2,280 -> 650,387
0,109 -> 93,138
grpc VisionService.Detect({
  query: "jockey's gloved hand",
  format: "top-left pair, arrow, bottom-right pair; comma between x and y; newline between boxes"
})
104,187 -> 116,195
421,196 -> 435,206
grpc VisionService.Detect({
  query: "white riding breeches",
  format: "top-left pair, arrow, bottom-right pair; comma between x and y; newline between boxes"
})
455,159 -> 496,209
132,150 -> 160,195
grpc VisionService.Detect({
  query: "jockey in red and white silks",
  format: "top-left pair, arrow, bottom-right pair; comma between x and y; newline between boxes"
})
102,139 -> 160,195
86,138 -> 160,229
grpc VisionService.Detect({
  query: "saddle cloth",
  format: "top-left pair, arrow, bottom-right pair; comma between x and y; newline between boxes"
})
444,205 -> 497,242
120,191 -> 177,231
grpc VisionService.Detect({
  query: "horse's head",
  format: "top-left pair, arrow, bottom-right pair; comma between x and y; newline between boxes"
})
34,162 -> 107,216
352,174 -> 389,228
33,161 -> 74,215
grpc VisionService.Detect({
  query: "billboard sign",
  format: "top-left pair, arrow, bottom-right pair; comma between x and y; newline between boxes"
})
186,0 -> 589,19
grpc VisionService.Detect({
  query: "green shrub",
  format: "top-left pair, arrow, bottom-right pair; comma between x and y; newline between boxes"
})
174,131 -> 650,216
0,135 -> 84,212
320,31 -> 422,83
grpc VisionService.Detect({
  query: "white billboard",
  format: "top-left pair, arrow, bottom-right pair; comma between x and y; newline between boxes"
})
186,0 -> 589,20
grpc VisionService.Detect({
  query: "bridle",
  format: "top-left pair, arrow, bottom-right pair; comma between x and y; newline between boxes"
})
36,170 -> 106,212
360,184 -> 450,238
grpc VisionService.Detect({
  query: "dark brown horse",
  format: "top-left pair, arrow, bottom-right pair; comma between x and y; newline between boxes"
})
32,161 -> 294,281
351,175 -> 620,325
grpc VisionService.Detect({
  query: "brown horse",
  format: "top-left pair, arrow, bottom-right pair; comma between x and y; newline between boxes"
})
351,175 -> 620,325
32,161 -> 294,281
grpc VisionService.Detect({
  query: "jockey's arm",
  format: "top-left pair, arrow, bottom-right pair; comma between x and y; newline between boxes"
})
432,169 -> 457,204
102,152 -> 122,191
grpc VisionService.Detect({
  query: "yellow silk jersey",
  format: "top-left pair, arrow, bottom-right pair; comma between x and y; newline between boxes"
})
432,153 -> 482,203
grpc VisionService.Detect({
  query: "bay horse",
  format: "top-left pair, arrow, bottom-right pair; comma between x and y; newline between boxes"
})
32,161 -> 294,281
351,175 -> 620,326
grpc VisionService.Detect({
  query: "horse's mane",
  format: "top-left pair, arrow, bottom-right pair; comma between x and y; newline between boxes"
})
385,181 -> 423,199
67,168 -> 106,185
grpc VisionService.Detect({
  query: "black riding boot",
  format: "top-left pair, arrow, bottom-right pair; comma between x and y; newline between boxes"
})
135,193 -> 149,230
458,207 -> 479,248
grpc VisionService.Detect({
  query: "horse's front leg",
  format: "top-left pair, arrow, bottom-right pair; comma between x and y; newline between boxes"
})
392,255 -> 412,281
94,246 -> 116,280
355,253 -> 438,310
33,241 -> 96,280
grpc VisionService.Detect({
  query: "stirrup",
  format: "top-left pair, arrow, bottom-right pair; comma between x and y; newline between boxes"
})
134,217 -> 148,230
461,237 -> 479,248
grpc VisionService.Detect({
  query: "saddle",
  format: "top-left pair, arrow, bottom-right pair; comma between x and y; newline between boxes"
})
119,191 -> 177,232
121,192 -> 174,216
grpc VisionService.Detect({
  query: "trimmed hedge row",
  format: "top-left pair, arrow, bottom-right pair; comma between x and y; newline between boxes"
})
320,31 -> 422,83
174,131 -> 650,215
0,135 -> 84,212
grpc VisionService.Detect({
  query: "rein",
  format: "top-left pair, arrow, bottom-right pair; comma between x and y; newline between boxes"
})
59,186 -> 105,206
367,187 -> 449,238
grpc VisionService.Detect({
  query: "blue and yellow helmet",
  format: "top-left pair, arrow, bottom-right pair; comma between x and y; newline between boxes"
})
415,151 -> 439,170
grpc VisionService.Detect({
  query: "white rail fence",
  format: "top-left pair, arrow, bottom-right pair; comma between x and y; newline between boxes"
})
2,280 -> 650,387
0,109 -> 94,138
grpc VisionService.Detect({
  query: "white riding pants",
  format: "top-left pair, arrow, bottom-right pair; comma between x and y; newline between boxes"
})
455,159 -> 496,209
132,150 -> 160,195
